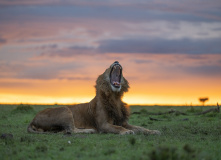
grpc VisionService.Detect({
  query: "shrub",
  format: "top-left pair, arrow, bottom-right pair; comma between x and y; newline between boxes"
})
186,106 -> 202,113
140,108 -> 148,114
12,104 -> 34,113
149,144 -> 210,160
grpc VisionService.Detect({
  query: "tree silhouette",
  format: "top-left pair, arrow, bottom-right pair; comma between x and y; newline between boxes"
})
199,97 -> 209,106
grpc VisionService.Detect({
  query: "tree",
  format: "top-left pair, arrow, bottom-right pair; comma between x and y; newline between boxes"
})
199,97 -> 209,106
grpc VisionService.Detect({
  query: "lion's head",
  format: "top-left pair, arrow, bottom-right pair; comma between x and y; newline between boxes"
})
96,61 -> 129,96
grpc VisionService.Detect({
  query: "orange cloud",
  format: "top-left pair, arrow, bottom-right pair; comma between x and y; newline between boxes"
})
0,53 -> 221,105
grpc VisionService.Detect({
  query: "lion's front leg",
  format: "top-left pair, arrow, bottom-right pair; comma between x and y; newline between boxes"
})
123,122 -> 160,135
100,123 -> 134,135
96,105 -> 134,135
73,128 -> 96,134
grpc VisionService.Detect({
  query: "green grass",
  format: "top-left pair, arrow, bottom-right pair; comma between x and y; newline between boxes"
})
0,104 -> 220,160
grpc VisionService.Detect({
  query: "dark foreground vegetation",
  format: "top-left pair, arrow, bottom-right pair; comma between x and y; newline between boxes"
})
0,104 -> 221,160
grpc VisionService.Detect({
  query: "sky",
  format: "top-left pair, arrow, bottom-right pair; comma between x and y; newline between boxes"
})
0,0 -> 221,105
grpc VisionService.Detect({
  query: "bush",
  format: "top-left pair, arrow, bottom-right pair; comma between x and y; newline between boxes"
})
149,144 -> 210,160
140,108 -> 148,114
149,146 -> 178,160
12,104 -> 34,113
186,106 -> 202,113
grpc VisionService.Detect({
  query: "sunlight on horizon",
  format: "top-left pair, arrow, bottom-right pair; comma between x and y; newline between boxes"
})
0,93 -> 219,106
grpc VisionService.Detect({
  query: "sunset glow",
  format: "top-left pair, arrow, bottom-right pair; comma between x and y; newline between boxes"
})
0,1 -> 221,105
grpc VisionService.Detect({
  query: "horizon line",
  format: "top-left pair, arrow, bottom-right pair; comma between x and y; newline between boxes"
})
0,102 -> 218,107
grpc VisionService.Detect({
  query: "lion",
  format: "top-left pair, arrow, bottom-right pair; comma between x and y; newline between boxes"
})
27,61 -> 160,135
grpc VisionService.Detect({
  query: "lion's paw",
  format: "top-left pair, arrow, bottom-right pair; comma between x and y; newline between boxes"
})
150,130 -> 161,135
85,129 -> 96,134
74,128 -> 96,134
120,130 -> 135,135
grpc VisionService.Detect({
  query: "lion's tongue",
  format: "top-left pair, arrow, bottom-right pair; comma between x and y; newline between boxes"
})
113,81 -> 120,86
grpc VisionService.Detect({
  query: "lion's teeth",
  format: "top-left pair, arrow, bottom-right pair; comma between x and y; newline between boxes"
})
113,81 -> 120,86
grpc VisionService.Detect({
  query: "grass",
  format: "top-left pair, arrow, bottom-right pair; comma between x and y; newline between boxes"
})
0,104 -> 221,160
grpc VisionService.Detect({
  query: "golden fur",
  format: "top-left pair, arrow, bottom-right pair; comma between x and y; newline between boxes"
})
27,62 -> 160,135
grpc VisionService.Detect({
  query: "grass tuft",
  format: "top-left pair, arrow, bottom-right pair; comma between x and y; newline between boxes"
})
149,144 -> 210,160
186,106 -> 202,113
129,137 -> 136,145
12,104 -> 34,114
140,108 -> 148,114
149,146 -> 178,160
104,149 -> 116,155
36,144 -> 48,153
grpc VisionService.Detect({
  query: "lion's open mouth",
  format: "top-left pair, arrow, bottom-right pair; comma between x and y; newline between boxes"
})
110,62 -> 122,88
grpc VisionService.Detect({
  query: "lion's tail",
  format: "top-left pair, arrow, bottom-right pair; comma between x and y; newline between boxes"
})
27,122 -> 36,133
27,122 -> 42,134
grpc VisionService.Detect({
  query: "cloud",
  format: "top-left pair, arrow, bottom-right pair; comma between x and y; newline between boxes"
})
36,46 -> 96,60
0,37 -> 6,44
184,65 -> 221,77
213,27 -> 221,31
1,1 -> 221,23
35,44 -> 58,50
17,60 -> 90,80
0,81 -> 32,88
98,38 -> 221,54
134,59 -> 153,64
0,59 -> 89,80
0,61 -> 27,79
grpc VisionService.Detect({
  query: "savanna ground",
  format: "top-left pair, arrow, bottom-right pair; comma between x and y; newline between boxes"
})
0,104 -> 221,160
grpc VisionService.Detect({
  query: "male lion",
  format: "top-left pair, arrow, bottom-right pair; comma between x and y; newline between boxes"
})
27,61 -> 160,135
